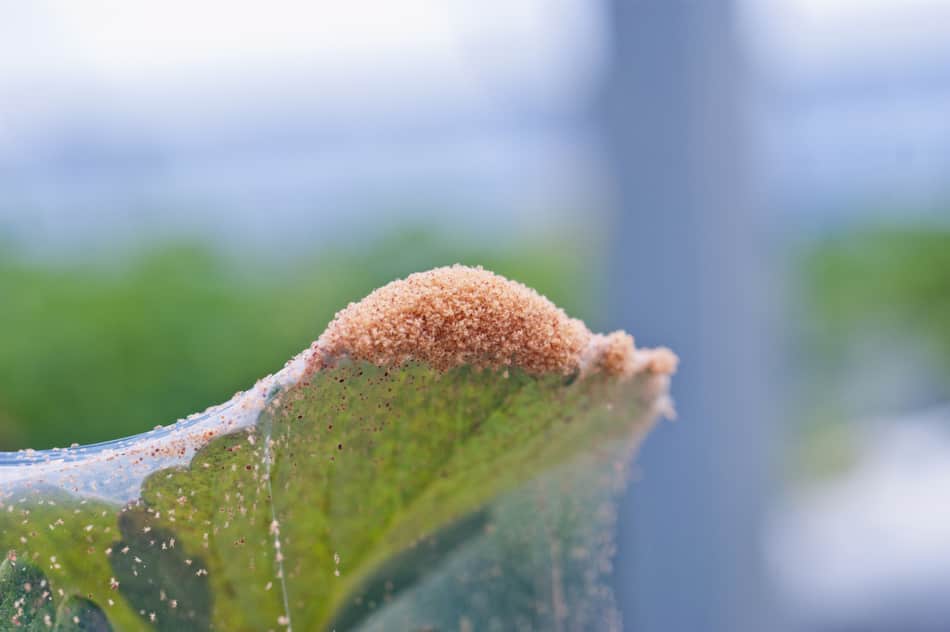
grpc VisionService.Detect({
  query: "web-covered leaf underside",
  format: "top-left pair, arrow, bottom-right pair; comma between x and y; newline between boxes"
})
1,361 -> 662,631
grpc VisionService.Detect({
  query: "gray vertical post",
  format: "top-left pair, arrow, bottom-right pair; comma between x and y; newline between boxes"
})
601,2 -> 776,631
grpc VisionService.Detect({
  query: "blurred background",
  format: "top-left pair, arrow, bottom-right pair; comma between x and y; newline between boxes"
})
1,1 -> 949,630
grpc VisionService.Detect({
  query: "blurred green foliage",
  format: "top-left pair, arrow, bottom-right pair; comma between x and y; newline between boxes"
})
0,230 -> 594,450
790,224 -> 950,483
804,224 -> 950,374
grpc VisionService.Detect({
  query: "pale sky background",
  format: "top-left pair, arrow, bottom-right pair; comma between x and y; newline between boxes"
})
0,0 -> 604,153
1,0 -> 948,252
2,0 -> 948,140
745,0 -> 950,77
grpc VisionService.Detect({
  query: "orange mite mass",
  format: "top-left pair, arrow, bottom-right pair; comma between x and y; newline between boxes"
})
309,265 -> 676,379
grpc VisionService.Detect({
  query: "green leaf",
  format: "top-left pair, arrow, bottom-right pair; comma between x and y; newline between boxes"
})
133,361 -> 661,629
109,509 -> 212,631
0,493 -> 140,630
53,596 -> 112,631
2,360 -> 665,631
326,509 -> 492,631
1,558 -> 56,630
1,557 -> 116,631
354,442 -> 631,632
